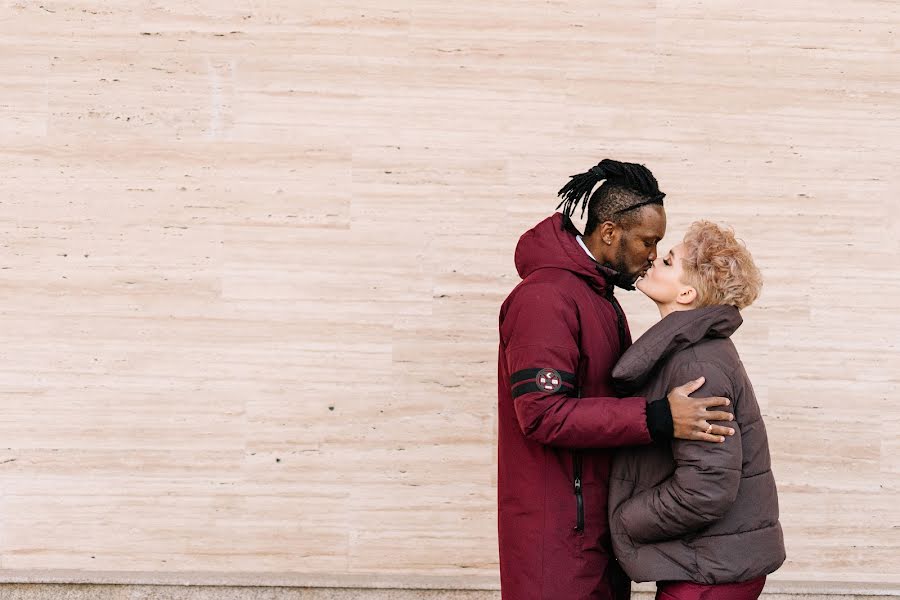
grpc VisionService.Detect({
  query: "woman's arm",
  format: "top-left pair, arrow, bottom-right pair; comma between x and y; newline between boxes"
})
611,362 -> 742,544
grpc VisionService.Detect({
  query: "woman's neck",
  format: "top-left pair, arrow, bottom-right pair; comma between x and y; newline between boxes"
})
657,302 -> 694,319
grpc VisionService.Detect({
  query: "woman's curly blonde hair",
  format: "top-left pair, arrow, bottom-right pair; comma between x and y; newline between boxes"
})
681,221 -> 762,310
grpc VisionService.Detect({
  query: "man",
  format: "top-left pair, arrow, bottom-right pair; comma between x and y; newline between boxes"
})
497,159 -> 735,600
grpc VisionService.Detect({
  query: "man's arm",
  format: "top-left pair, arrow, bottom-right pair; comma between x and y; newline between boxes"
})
503,283 -> 650,448
611,363 -> 742,543
503,284 -> 732,448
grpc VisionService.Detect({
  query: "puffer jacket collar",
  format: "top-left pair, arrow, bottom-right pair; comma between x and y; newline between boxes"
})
612,305 -> 743,393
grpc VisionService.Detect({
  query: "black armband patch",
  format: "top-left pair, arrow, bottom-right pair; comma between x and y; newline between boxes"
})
509,368 -> 576,398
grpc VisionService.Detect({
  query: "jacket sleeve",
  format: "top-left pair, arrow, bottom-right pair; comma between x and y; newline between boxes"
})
501,282 -> 652,449
611,361 -> 742,544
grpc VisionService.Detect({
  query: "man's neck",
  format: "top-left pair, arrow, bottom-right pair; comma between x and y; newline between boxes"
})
582,231 -> 613,265
575,235 -> 597,261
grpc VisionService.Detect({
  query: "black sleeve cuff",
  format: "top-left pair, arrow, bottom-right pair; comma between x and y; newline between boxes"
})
646,397 -> 674,441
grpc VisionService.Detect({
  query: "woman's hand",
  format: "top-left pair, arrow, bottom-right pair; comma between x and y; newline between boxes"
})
667,376 -> 735,442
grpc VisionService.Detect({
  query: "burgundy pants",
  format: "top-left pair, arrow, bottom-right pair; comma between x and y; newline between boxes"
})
656,576 -> 766,600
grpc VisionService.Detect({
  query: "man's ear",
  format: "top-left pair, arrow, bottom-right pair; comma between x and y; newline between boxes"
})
597,221 -> 621,246
676,286 -> 697,306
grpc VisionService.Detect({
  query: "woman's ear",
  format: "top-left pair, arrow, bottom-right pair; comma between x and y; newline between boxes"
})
676,286 -> 697,306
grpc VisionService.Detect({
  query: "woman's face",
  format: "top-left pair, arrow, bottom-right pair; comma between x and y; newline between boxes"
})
636,243 -> 697,308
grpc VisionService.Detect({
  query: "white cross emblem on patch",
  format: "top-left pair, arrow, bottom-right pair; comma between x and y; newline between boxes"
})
536,368 -> 562,392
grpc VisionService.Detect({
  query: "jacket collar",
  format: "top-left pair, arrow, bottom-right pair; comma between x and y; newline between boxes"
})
514,213 -> 620,296
612,305 -> 743,392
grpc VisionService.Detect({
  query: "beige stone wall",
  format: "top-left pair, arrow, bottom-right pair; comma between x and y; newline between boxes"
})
0,0 -> 897,592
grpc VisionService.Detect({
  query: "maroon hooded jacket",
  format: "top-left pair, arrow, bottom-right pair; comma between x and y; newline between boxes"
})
498,214 -> 653,600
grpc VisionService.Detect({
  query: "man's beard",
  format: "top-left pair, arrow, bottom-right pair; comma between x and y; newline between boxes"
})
600,263 -> 638,291
601,240 -> 641,291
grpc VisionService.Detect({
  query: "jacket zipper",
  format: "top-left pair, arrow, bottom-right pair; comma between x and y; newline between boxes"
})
573,452 -> 584,532
608,293 -> 628,352
573,383 -> 584,533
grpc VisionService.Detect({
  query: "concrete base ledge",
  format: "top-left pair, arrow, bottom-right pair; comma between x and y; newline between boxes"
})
0,586 -> 896,600
0,571 -> 895,599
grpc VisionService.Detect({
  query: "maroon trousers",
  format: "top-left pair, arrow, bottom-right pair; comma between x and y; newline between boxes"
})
656,576 -> 766,600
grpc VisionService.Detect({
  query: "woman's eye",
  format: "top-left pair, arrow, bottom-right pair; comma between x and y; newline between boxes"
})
663,258 -> 671,266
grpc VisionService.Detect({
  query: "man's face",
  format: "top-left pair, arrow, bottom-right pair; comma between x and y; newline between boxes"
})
609,205 -> 667,287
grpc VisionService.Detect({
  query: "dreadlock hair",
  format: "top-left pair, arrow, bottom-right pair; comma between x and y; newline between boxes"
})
556,159 -> 665,235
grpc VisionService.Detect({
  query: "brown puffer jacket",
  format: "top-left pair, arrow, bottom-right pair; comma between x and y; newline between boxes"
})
607,305 -> 785,584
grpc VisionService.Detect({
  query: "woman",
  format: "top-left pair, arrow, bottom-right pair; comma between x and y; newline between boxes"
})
608,221 -> 786,600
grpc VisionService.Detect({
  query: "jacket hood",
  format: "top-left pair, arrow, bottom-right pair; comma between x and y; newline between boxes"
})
514,213 -> 618,294
612,305 -> 743,392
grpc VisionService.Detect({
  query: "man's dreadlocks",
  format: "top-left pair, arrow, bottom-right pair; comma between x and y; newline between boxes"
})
556,159 -> 665,235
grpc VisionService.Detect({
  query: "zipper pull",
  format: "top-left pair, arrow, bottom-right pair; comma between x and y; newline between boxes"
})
574,477 -> 581,493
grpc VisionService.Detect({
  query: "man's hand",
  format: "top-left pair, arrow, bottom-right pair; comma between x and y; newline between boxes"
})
667,376 -> 735,443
